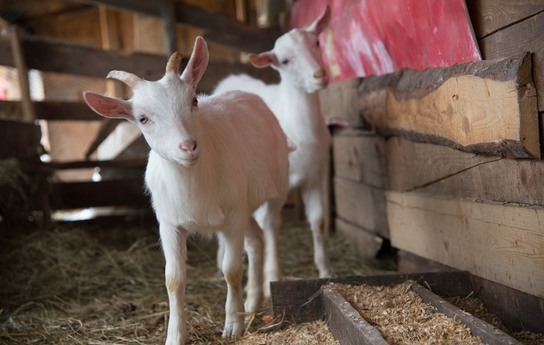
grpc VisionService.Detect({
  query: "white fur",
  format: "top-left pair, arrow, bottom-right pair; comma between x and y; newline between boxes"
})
213,6 -> 335,297
83,37 -> 290,345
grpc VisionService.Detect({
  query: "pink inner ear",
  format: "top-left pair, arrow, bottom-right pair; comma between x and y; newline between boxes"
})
248,53 -> 275,68
83,92 -> 132,120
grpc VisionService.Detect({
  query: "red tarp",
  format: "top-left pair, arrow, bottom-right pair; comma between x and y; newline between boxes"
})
290,0 -> 481,83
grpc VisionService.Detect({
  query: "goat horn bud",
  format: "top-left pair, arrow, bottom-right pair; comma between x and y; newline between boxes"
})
166,52 -> 183,75
107,71 -> 142,88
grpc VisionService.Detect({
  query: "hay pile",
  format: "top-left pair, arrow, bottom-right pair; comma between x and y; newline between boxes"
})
0,223 -> 395,344
0,158 -> 54,230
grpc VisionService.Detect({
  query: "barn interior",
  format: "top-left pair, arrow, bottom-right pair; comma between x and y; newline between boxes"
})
1,0 -> 543,344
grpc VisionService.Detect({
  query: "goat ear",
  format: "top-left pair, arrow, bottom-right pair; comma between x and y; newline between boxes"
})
307,5 -> 331,35
248,52 -> 277,68
83,91 -> 133,121
181,36 -> 209,89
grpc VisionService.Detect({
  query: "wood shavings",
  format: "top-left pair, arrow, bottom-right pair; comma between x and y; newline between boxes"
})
326,281 -> 484,344
447,296 -> 544,345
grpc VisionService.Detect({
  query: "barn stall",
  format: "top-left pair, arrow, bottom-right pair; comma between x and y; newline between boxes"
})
0,0 -> 543,344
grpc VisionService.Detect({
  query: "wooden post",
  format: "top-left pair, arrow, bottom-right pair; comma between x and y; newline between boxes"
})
9,25 -> 35,123
159,0 -> 178,57
85,6 -> 125,159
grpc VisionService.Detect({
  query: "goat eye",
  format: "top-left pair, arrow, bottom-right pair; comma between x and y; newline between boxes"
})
193,97 -> 198,106
139,116 -> 148,124
281,59 -> 289,65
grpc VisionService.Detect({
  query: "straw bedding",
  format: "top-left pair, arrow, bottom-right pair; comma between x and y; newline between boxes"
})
0,223 -> 394,344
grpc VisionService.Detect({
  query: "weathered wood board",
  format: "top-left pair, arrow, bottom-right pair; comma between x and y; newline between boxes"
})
332,135 -> 387,189
74,0 -> 280,53
319,79 -> 361,127
335,218 -> 383,259
0,120 -> 41,159
333,177 -> 389,238
359,52 -> 539,158
466,0 -> 544,39
323,289 -> 388,345
386,191 -> 544,298
387,136 -> 544,206
479,11 -> 544,111
0,39 -> 280,94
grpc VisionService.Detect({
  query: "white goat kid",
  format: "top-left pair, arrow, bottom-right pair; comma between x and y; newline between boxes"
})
83,37 -> 290,344
214,6 -> 334,296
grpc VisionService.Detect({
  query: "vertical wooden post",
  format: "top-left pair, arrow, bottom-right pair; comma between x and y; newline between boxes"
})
159,0 -> 178,57
9,25 -> 35,123
85,7 -> 125,159
235,0 -> 248,24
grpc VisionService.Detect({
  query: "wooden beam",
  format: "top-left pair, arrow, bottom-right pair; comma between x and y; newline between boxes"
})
0,101 -> 101,120
333,177 -> 389,238
387,136 -> 544,206
0,119 -> 41,159
53,178 -> 150,209
332,135 -> 387,189
45,158 -> 146,170
465,0 -> 544,39
359,52 -> 539,158
479,11 -> 544,112
85,119 -> 123,159
319,78 -> 361,127
386,191 -> 544,298
69,0 -> 280,52
0,39 -> 280,93
8,25 -> 35,123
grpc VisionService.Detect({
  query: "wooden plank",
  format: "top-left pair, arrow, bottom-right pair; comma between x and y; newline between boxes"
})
479,12 -> 544,111
397,250 -> 458,274
8,26 -> 35,123
470,275 -> 544,334
359,52 -> 540,158
45,158 -> 146,170
53,178 -> 150,209
387,136 -> 544,206
0,39 -> 280,93
332,135 -> 387,189
466,0 -> 544,39
270,271 -> 473,326
323,289 -> 388,345
319,79 -> 361,127
70,0 -> 280,52
335,218 -> 383,259
333,177 -> 389,238
1,100 -> 105,121
56,211 -> 157,228
411,283 -> 523,345
0,120 -> 41,159
386,191 -> 544,298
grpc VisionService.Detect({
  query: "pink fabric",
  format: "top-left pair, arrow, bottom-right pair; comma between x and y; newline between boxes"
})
291,0 -> 481,83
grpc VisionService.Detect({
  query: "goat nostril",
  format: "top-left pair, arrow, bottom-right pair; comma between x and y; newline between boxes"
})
314,69 -> 325,79
180,140 -> 197,153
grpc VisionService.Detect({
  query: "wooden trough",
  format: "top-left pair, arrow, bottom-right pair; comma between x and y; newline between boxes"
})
270,271 -> 544,344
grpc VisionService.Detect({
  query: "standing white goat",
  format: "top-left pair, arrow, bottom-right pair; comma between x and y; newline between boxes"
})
214,5 -> 334,295
83,37 -> 290,344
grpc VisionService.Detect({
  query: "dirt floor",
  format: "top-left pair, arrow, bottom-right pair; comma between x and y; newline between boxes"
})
0,222 -> 396,344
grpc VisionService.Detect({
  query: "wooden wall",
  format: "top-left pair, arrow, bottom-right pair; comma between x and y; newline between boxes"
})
322,0 -> 544,299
